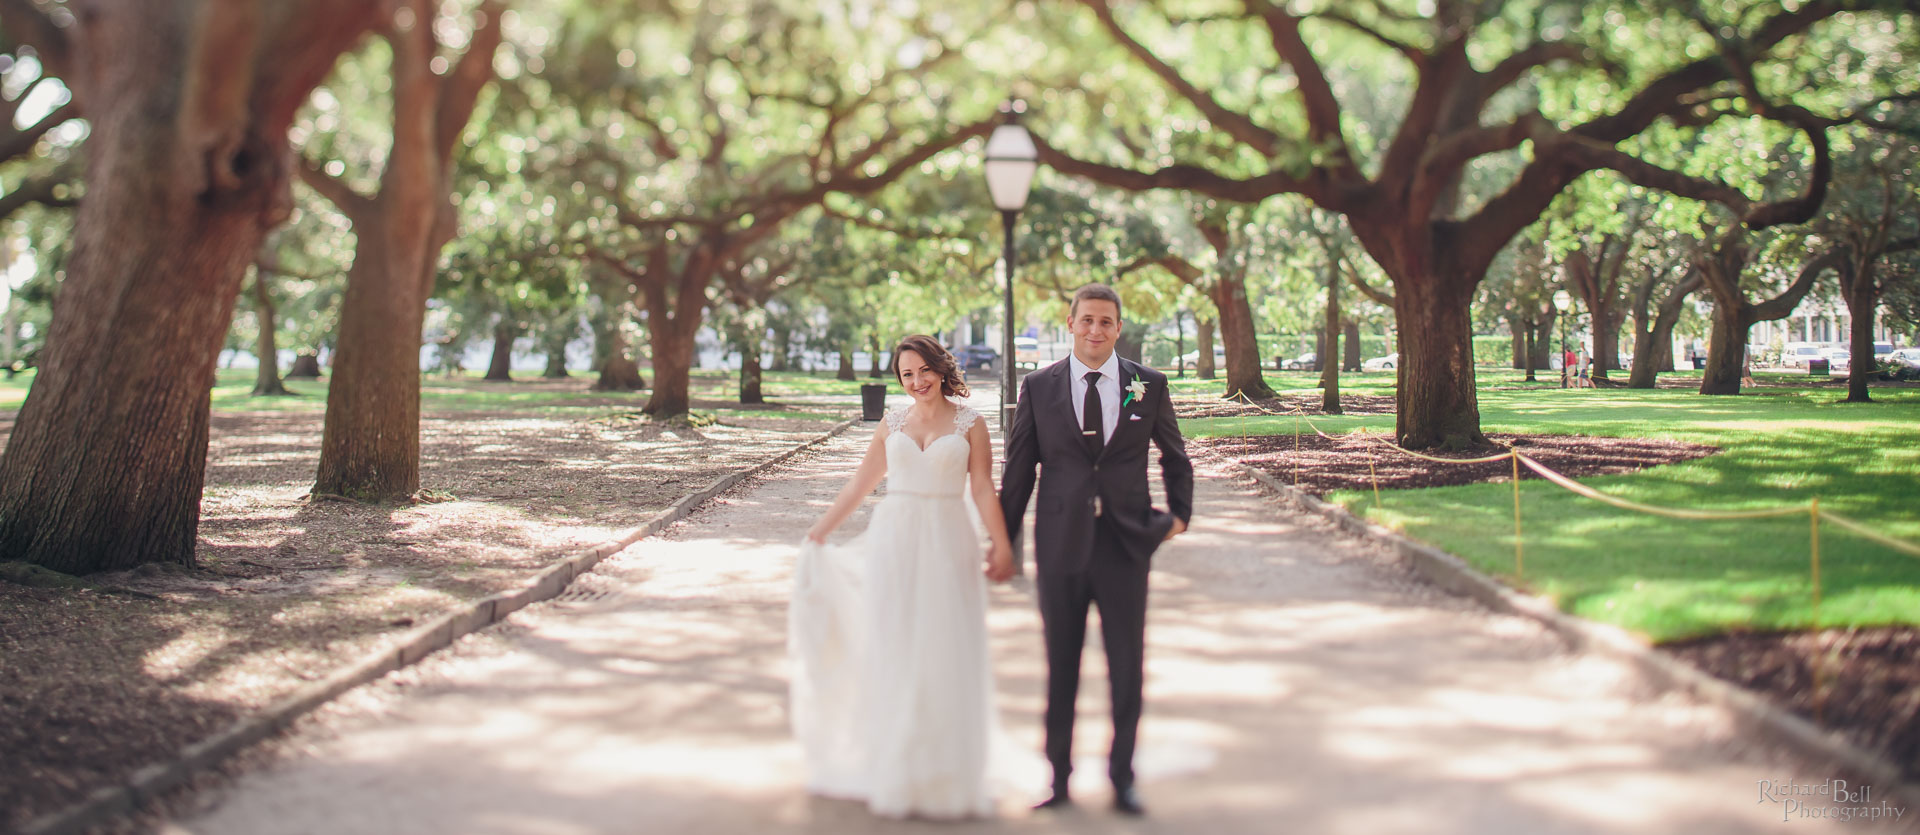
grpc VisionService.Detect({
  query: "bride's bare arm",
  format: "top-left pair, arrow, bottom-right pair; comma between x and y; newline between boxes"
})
805,422 -> 891,543
965,418 -> 1016,581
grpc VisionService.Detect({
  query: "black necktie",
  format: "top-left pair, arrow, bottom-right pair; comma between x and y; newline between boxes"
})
1082,370 -> 1104,457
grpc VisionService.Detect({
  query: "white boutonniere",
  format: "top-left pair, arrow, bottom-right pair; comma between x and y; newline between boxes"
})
1123,379 -> 1149,407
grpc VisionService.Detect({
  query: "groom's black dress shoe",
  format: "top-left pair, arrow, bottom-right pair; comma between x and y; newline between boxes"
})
1113,786 -> 1146,817
1033,791 -> 1072,811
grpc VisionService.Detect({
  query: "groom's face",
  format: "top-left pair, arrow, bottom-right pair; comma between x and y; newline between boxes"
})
1068,298 -> 1122,362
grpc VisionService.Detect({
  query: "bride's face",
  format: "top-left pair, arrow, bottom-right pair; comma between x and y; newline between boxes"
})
896,350 -> 944,404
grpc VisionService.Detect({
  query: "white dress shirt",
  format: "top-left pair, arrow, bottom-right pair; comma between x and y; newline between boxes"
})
1068,351 -> 1121,443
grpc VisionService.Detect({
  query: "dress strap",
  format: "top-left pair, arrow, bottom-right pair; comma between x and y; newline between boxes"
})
884,406 -> 910,433
951,404 -> 980,438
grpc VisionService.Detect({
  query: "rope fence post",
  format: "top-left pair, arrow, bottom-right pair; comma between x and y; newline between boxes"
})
1368,443 -> 1382,511
1293,411 -> 1302,486
1511,450 -> 1524,581
1810,497 -> 1822,628
1810,497 -> 1826,724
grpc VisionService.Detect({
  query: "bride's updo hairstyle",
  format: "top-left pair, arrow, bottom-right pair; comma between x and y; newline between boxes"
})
890,334 -> 970,398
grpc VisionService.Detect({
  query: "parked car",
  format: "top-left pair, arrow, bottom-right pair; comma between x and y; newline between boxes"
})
1820,346 -> 1851,373
953,344 -> 997,370
1014,336 -> 1041,370
1178,345 -> 1227,366
1780,341 -> 1826,368
1278,351 -> 1318,370
1883,347 -> 1920,380
1362,353 -> 1398,371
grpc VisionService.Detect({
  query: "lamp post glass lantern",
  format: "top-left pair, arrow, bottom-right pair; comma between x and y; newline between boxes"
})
983,108 -> 1036,428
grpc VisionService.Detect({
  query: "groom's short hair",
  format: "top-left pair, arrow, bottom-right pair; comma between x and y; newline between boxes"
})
1070,283 -> 1122,321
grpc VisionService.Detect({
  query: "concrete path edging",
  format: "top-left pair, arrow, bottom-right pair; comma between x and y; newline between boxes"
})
20,418 -> 859,835
1236,463 -> 1920,812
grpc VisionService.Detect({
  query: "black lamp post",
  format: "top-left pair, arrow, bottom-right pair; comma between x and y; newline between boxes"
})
1554,289 -> 1573,388
983,102 -> 1036,429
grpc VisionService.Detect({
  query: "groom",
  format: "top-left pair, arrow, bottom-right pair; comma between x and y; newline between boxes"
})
1000,283 -> 1193,817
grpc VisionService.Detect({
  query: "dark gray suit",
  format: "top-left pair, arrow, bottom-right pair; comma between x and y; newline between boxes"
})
999,356 -> 1193,793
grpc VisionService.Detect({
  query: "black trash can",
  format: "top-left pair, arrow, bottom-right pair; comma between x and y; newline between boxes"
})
860,383 -> 887,420
1809,358 -> 1830,376
1691,356 -> 1705,369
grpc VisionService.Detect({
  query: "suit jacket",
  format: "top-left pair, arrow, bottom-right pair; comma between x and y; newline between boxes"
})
999,356 -> 1194,575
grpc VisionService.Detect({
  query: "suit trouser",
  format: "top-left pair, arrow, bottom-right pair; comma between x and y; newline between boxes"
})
1036,519 -> 1149,792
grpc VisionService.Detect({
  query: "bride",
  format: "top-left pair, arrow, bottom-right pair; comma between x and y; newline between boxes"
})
792,334 -> 1017,819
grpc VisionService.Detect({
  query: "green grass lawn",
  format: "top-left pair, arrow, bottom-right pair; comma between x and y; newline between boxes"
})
1181,371 -> 1920,642
0,367 -> 857,423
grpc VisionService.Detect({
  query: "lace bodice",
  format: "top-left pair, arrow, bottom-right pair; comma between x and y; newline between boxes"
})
882,403 -> 980,498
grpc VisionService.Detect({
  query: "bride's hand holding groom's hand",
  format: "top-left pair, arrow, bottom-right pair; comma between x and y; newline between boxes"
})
1164,517 -> 1187,541
984,542 -> 1015,583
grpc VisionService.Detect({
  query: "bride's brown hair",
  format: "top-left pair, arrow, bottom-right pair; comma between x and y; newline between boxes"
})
890,335 -> 970,398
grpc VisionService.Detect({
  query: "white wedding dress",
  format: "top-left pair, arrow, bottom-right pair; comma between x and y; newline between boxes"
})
789,403 -> 998,819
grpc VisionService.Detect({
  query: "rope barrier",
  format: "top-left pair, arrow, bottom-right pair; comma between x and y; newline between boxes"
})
1513,454 -> 1812,521
1203,388 -> 1919,619
1823,511 -> 1920,558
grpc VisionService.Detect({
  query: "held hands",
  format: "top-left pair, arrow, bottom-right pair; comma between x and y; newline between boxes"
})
1164,517 -> 1188,542
984,541 -> 1016,583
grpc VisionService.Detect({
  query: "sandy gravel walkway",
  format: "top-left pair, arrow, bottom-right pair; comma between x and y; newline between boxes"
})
165,405 -> 1913,834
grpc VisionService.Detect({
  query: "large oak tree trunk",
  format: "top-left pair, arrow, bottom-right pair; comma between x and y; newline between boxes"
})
1522,322 -> 1536,382
1531,316 -> 1555,371
541,328 -> 570,379
645,319 -> 697,418
640,264 -> 704,418
868,334 -> 884,378
0,1 -> 380,571
1393,275 -> 1485,449
592,321 -> 646,392
1590,308 -> 1622,380
1698,245 -> 1834,396
1842,261 -> 1878,404
1342,320 -> 1362,371
769,324 -> 791,372
836,346 -> 856,381
1195,316 -> 1216,380
309,1 -> 501,500
1699,298 -> 1751,395
1320,269 -> 1341,414
739,334 -> 764,404
0,122 -> 264,572
1628,271 -> 1701,389
288,352 -> 323,379
483,319 -> 515,381
1213,273 -> 1275,398
315,213 -> 434,498
1508,313 -> 1527,369
251,273 -> 291,396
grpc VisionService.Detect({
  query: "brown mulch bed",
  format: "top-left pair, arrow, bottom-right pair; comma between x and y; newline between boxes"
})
1193,431 -> 1720,495
1666,627 -> 1920,779
0,396 -> 852,831
1175,392 -> 1398,419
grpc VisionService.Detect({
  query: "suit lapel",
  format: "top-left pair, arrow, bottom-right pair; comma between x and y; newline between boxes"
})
1050,361 -> 1092,460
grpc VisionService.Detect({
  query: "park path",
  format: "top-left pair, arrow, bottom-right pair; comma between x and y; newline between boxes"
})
167,401 -> 1910,835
